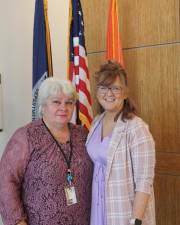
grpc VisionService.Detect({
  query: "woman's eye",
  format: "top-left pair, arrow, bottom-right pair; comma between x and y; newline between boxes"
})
65,101 -> 74,105
112,87 -> 122,92
53,100 -> 60,105
112,87 -> 119,91
100,86 -> 107,90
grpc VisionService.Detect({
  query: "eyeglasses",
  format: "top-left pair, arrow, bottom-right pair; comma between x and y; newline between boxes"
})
97,85 -> 123,95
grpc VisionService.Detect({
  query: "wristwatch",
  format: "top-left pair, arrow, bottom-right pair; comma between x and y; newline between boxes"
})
129,218 -> 142,225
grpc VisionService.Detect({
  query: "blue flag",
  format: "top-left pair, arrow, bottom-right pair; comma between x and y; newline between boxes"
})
32,0 -> 48,120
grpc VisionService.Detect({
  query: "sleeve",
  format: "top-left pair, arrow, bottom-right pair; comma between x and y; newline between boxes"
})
0,128 -> 30,225
129,119 -> 156,194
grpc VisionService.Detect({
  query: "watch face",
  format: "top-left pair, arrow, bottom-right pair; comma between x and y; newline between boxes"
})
135,219 -> 142,225
129,218 -> 142,225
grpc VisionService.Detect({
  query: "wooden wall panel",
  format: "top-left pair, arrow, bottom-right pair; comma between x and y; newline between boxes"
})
81,0 -> 108,52
156,152 -> 180,175
124,45 -> 180,152
119,0 -> 180,48
81,0 -> 180,52
154,175 -> 180,225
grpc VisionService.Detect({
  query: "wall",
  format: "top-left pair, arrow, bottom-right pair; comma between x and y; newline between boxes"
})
0,0 -> 69,223
0,0 -> 69,153
81,0 -> 180,224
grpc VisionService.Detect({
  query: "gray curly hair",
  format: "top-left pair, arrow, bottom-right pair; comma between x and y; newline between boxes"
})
38,77 -> 77,116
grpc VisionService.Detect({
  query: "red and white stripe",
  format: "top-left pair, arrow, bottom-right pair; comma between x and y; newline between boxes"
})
71,36 -> 93,129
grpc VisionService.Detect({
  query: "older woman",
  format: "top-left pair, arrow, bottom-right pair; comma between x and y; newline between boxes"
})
86,61 -> 156,225
0,78 -> 93,225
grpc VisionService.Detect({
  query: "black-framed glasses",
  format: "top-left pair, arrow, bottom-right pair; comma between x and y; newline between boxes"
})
97,85 -> 123,95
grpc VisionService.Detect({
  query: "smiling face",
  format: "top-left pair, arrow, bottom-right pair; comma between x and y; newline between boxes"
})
42,91 -> 75,129
97,76 -> 127,114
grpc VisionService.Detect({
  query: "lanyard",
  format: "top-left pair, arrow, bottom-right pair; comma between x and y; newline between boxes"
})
42,119 -> 73,185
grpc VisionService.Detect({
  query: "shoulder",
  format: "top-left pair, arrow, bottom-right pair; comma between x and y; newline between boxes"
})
8,121 -> 34,141
25,119 -> 44,135
127,115 -> 149,130
115,114 -> 148,133
1,121 -> 39,159
126,115 -> 154,142
69,123 -> 88,140
18,119 -> 42,135
8,119 -> 44,146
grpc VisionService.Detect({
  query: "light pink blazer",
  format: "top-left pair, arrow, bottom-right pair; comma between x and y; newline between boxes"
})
86,113 -> 156,225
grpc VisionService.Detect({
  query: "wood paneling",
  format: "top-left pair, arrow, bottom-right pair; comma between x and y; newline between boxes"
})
119,0 -> 180,48
81,0 -> 109,52
82,0 -> 180,52
154,175 -> 180,225
156,152 -> 180,175
124,44 -> 180,152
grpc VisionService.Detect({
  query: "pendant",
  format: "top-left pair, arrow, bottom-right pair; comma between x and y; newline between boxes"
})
66,169 -> 73,185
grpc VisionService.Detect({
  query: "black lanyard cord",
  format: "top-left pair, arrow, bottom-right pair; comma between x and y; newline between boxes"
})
42,119 -> 73,170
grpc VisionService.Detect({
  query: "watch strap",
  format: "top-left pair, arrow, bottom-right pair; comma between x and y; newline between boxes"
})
129,218 -> 142,225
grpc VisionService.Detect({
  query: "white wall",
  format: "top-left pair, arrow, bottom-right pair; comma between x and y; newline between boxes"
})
0,0 -> 69,151
0,0 -> 69,223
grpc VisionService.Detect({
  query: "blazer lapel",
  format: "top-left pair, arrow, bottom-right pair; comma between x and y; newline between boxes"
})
105,116 -> 128,185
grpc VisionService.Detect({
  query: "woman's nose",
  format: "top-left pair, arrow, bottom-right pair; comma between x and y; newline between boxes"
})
106,88 -> 114,96
60,102 -> 67,110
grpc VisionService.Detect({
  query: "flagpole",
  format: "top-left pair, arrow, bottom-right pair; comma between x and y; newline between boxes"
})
43,0 -> 53,76
67,0 -> 72,79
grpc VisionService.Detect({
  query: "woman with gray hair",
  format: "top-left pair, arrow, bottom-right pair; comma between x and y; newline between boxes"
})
0,77 -> 93,225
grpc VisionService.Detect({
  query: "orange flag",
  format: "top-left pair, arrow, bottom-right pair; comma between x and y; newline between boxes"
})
106,0 -> 124,67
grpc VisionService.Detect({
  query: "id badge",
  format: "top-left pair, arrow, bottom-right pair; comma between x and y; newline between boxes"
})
64,186 -> 78,206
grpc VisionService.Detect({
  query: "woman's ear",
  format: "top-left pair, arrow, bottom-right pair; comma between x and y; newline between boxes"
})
41,105 -> 45,115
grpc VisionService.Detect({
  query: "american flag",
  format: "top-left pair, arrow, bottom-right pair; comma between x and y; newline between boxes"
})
68,0 -> 93,129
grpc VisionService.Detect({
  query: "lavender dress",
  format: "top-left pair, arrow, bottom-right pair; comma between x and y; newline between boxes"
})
86,121 -> 111,225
